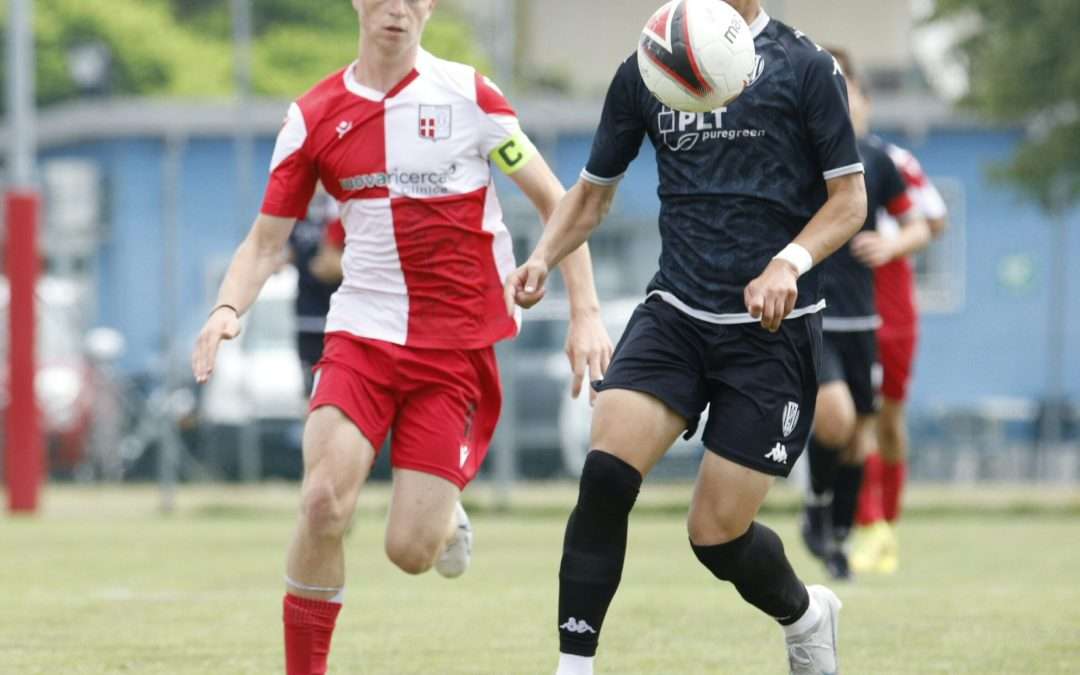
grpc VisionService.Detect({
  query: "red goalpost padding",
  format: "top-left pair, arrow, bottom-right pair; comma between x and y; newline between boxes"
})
5,189 -> 42,513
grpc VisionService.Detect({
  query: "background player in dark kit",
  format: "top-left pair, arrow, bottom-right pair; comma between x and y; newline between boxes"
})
505,2 -> 867,673
287,190 -> 345,395
800,47 -> 928,580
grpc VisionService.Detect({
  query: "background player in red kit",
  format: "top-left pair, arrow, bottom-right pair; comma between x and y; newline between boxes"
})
800,48 -> 929,580
851,143 -> 950,574
191,1 -> 612,673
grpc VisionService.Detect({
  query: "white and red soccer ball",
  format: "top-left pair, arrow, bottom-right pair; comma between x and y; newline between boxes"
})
638,0 -> 757,113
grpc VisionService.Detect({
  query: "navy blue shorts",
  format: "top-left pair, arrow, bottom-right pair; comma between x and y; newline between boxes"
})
819,329 -> 880,415
595,297 -> 822,477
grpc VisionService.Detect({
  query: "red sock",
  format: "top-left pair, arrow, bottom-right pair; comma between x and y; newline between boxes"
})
882,459 -> 907,523
283,594 -> 342,675
856,453 -> 885,526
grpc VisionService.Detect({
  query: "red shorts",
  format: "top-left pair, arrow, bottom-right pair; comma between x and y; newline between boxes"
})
878,330 -> 917,402
310,333 -> 502,489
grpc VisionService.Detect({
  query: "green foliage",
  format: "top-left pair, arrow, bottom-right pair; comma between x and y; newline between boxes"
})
0,0 -> 485,108
0,0 -> 233,106
164,0 -> 488,97
933,0 -> 1080,211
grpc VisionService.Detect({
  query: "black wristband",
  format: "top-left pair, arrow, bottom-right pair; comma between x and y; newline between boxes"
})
210,303 -> 239,318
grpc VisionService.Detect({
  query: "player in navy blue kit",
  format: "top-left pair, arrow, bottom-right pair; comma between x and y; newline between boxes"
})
800,48 -> 925,581
287,192 -> 345,395
504,2 -> 867,673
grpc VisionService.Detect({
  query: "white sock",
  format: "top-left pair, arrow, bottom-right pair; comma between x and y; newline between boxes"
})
782,588 -> 822,638
556,653 -> 594,675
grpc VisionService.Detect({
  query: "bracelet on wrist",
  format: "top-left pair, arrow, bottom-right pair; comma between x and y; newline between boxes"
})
210,303 -> 239,319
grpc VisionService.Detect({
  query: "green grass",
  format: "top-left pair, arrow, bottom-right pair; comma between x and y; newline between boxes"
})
1,485 -> 1079,674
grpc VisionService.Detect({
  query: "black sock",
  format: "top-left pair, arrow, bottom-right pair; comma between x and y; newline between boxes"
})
832,463 -> 865,541
558,451 -> 642,657
691,522 -> 810,625
807,435 -> 840,498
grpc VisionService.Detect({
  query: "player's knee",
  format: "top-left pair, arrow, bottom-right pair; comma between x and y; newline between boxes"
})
300,479 -> 351,539
815,386 -> 857,447
577,450 -> 642,516
814,408 -> 856,448
687,506 -> 751,546
384,530 -> 440,575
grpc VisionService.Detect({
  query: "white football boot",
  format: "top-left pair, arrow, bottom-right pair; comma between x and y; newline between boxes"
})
786,585 -> 842,675
435,501 -> 473,578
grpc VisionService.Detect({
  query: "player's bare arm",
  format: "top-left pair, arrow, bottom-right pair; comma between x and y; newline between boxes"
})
851,213 -> 931,268
927,214 -> 949,239
745,172 -> 867,332
191,213 -> 296,382
503,178 -> 617,315
507,156 -> 615,399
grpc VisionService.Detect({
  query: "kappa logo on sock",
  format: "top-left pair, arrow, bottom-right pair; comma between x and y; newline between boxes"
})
559,617 -> 597,634
766,442 -> 789,464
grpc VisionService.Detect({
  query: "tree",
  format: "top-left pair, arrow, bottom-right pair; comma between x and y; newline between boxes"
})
0,0 -> 233,106
933,0 -> 1080,212
166,0 -> 490,98
0,0 -> 488,108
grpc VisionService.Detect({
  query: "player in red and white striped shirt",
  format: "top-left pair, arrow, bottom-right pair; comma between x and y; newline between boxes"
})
191,2 -> 612,672
851,143 -> 949,574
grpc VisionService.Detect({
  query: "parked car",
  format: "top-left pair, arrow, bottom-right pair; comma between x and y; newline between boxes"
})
555,297 -> 707,478
198,265 -> 307,478
502,295 -> 706,479
0,277 -> 97,475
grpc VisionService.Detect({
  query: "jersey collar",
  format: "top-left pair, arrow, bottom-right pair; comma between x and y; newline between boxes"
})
343,55 -> 422,101
748,9 -> 770,38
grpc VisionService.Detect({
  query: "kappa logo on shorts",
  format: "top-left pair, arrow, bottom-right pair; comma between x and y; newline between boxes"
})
765,442 -> 789,465
560,617 -> 597,634
782,401 -> 800,438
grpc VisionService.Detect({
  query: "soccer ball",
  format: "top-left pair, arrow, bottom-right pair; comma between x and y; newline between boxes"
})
637,0 -> 757,113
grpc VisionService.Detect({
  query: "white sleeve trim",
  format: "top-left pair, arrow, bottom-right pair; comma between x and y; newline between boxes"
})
916,183 -> 949,220
269,102 -> 307,173
823,162 -> 864,180
822,315 -> 882,332
580,169 -> 624,186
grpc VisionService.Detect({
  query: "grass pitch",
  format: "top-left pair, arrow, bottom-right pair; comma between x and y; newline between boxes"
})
1,484 -> 1078,674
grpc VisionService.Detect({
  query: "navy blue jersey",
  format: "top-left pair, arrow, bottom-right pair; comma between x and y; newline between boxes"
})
583,12 -> 863,321
821,135 -> 912,329
289,216 -> 341,334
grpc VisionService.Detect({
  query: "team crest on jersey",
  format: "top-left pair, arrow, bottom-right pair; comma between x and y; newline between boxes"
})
782,401 -> 800,438
419,104 -> 452,141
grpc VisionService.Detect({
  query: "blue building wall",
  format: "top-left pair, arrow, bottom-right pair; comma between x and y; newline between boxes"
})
41,126 -> 1080,410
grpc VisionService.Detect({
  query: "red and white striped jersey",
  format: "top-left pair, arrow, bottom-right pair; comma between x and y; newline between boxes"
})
876,143 -> 948,334
262,49 -> 535,350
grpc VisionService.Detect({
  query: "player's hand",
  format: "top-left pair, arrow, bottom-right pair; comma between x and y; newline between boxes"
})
191,306 -> 242,383
744,259 -> 799,333
850,231 -> 895,268
503,257 -> 550,314
565,309 -> 614,404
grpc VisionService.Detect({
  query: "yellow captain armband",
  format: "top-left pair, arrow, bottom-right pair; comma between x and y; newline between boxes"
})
490,130 -> 538,176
